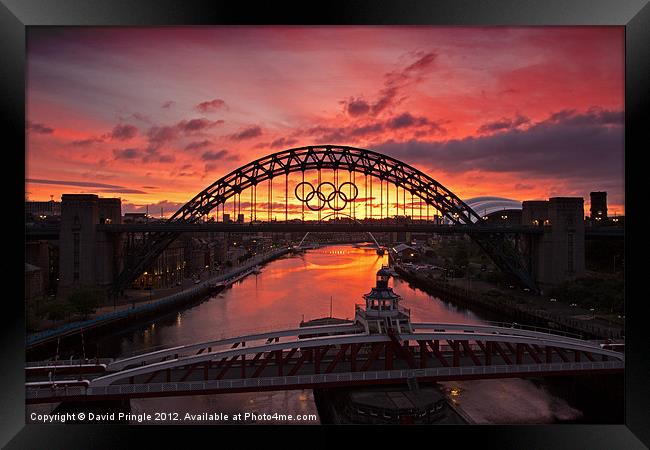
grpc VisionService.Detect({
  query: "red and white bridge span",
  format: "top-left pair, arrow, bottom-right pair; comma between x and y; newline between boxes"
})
26,320 -> 623,404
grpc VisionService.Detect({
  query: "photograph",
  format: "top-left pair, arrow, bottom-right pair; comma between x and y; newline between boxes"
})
22,25 -> 627,426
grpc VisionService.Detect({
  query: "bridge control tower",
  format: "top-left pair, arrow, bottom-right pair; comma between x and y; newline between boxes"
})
355,266 -> 413,334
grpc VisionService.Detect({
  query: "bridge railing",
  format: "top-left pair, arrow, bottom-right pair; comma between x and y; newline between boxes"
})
26,360 -> 624,402
481,320 -> 584,340
121,321 -> 312,359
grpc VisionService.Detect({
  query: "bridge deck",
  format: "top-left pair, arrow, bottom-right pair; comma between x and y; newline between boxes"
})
25,322 -> 624,404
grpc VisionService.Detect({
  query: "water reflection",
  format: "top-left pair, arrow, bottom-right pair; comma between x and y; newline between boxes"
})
90,244 -> 581,424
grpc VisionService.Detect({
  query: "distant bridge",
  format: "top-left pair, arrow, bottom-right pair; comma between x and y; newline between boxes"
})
26,222 -> 624,240
25,321 -> 623,404
97,222 -> 546,234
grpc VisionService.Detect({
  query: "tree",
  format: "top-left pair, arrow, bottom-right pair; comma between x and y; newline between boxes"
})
44,299 -> 73,323
453,244 -> 469,267
67,288 -> 104,319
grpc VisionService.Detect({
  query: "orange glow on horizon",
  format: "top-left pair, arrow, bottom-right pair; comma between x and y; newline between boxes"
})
25,27 -> 625,215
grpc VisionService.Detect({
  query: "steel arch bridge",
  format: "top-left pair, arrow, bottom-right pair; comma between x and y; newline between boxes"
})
113,145 -> 536,294
25,321 -> 623,404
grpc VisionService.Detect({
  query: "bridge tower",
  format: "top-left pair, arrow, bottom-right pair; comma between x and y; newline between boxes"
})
355,267 -> 412,334
59,194 -> 123,292
522,197 -> 585,290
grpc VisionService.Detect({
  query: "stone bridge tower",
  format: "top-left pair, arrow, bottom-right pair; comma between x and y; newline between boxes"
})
521,197 -> 585,290
59,194 -> 123,291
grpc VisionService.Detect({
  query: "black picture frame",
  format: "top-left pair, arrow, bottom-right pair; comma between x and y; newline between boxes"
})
2,0 -> 648,448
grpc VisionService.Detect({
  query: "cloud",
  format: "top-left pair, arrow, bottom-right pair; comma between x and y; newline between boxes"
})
146,118 -> 224,149
185,140 -> 213,150
386,112 -> 442,132
477,114 -> 530,134
26,121 -> 54,134
111,124 -> 138,140
300,112 -> 445,143
26,178 -> 147,194
142,147 -> 175,163
72,137 -> 104,147
344,98 -> 371,117
342,51 -> 438,117
374,107 -> 623,180
270,137 -> 299,148
201,149 -> 237,161
177,118 -> 224,133
229,125 -> 263,141
254,137 -> 300,149
147,125 -> 179,148
195,98 -> 226,113
547,107 -> 622,126
161,100 -> 175,109
112,148 -> 141,159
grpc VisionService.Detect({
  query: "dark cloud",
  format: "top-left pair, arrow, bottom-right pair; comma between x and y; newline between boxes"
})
111,124 -> 138,140
195,98 -> 226,113
155,154 -> 176,163
301,112 -> 444,142
26,178 -> 147,194
185,140 -> 213,151
386,112 -> 442,131
547,107 -> 622,126
147,125 -> 179,148
72,137 -> 104,147
345,98 -> 371,117
229,126 -> 263,141
374,107 -> 623,181
253,137 -> 299,149
477,114 -> 530,134
142,147 -> 175,163
371,86 -> 400,116
146,118 -> 223,150
201,149 -> 230,161
270,137 -> 299,148
403,51 -> 437,74
340,51 -> 437,118
113,148 -> 141,160
161,100 -> 175,109
177,118 -> 224,133
26,121 -> 54,134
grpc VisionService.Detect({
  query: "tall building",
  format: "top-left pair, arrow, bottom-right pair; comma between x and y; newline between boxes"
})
590,191 -> 608,223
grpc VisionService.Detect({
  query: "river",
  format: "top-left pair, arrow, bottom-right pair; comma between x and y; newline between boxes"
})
38,244 -> 597,424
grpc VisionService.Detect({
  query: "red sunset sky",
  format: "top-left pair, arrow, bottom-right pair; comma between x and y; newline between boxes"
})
25,26 -> 625,218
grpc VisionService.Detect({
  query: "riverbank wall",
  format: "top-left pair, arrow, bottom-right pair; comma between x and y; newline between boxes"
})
394,265 -> 622,340
27,248 -> 290,355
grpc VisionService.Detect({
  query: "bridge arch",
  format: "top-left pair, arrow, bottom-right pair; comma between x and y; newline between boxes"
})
115,145 -> 535,292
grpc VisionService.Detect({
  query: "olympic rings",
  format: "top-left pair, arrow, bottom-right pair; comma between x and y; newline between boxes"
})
295,181 -> 359,212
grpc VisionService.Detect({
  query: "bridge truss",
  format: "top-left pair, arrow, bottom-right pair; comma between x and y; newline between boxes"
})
25,321 -> 623,403
113,145 -> 537,294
